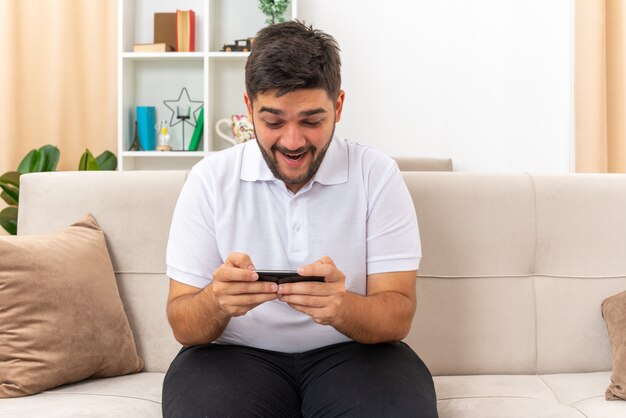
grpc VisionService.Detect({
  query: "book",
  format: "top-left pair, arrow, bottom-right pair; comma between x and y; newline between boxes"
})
133,43 -> 175,53
154,13 -> 177,51
188,107 -> 204,151
136,106 -> 156,150
176,10 -> 195,52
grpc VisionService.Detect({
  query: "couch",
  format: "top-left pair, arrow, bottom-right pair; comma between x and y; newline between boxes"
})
1,169 -> 625,418
393,157 -> 453,172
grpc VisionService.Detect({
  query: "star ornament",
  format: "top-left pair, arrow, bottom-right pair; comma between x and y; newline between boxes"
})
163,87 -> 203,128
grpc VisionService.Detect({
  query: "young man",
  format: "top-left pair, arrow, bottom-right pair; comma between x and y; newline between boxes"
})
162,21 -> 438,418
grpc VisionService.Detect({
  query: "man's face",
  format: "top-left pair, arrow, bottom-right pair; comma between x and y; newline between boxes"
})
244,88 -> 345,193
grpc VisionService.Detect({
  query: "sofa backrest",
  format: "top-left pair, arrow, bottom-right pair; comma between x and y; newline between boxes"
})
18,171 -> 626,375
403,172 -> 626,375
19,171 -> 187,373
393,157 -> 453,172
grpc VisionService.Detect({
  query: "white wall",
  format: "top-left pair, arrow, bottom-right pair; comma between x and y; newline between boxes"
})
298,0 -> 574,172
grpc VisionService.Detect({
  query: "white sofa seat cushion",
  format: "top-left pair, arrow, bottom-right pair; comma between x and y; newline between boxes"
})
435,372 -> 619,418
0,373 -> 164,418
541,372 -> 625,418
3,372 -> 617,418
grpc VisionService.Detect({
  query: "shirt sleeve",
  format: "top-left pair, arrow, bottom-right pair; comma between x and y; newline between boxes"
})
166,163 -> 222,288
365,160 -> 421,275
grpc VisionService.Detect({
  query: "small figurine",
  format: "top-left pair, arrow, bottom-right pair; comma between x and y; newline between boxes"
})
157,120 -> 172,151
129,120 -> 143,151
221,38 -> 255,52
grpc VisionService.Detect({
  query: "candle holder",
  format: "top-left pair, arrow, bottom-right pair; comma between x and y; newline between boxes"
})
176,106 -> 191,150
163,87 -> 203,150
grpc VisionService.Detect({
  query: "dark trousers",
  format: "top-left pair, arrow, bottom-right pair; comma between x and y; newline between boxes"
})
162,341 -> 438,418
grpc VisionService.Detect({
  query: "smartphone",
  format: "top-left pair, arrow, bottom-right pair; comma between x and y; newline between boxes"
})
254,269 -> 325,284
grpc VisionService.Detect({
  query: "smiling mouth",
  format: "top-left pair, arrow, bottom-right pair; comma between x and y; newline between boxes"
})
274,145 -> 312,163
281,151 -> 306,161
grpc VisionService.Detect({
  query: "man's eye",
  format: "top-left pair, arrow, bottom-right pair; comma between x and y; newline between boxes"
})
302,120 -> 321,127
266,121 -> 284,129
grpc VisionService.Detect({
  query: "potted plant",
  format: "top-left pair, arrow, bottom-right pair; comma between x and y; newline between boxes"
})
258,0 -> 290,25
0,146 -> 117,235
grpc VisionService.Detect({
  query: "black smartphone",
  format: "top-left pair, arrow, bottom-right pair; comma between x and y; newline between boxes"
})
254,269 -> 325,284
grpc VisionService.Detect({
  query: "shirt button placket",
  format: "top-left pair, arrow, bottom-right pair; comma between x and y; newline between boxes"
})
290,197 -> 305,254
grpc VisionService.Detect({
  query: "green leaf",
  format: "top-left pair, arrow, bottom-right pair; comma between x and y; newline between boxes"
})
17,145 -> 59,173
17,150 -> 35,173
18,149 -> 45,174
0,186 -> 19,205
0,206 -> 18,235
94,151 -> 117,171
0,172 -> 20,205
1,190 -> 16,205
0,171 -> 20,188
1,191 -> 17,206
39,145 -> 60,172
78,149 -> 99,171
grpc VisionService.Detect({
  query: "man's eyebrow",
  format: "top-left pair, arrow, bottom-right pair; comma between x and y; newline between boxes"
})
258,106 -> 284,116
257,106 -> 327,118
298,108 -> 327,117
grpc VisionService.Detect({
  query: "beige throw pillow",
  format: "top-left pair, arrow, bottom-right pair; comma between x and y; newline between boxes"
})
602,290 -> 626,400
0,214 -> 144,398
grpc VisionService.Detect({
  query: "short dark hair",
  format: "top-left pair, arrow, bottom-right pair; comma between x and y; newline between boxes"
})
245,20 -> 341,102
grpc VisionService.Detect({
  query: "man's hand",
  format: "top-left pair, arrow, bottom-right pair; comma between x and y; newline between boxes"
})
277,256 -> 346,325
166,252 -> 279,347
276,256 -> 417,344
212,253 -> 279,317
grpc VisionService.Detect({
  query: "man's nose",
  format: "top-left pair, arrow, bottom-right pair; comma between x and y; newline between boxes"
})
280,124 -> 306,150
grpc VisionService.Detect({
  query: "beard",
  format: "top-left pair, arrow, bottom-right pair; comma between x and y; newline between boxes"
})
255,124 -> 335,189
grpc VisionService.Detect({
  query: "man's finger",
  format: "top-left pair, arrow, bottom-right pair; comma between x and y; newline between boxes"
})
278,281 -> 328,296
219,281 -> 278,295
298,263 -> 334,280
214,265 -> 258,282
220,293 -> 279,308
318,256 -> 335,266
279,294 -> 325,307
224,252 -> 255,269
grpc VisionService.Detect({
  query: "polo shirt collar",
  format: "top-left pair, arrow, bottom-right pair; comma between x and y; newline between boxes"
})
240,135 -> 348,186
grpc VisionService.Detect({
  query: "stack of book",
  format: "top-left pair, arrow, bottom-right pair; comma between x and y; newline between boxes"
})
132,10 -> 195,53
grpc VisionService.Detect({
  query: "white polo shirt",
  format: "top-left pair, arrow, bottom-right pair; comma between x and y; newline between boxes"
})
166,135 -> 421,353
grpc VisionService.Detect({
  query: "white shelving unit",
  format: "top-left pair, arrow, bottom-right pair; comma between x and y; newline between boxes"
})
117,0 -> 298,171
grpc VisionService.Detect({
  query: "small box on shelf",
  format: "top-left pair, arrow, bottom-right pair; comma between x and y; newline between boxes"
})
133,43 -> 175,53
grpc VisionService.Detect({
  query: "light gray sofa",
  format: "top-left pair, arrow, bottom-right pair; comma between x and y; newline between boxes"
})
393,157 -> 453,172
2,170 -> 626,418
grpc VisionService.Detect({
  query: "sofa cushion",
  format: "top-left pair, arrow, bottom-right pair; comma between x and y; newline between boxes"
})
0,373 -> 163,418
435,372 -> 613,418
602,290 -> 626,400
0,214 -> 144,398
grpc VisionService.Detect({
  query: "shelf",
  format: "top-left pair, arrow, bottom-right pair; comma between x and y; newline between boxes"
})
118,0 -> 298,171
208,52 -> 250,59
122,151 -> 205,157
122,52 -> 205,61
